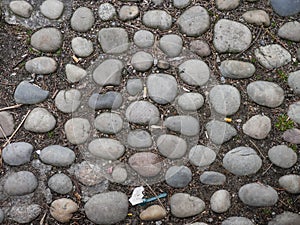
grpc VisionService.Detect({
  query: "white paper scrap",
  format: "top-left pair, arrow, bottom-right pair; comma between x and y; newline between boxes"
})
129,186 -> 144,206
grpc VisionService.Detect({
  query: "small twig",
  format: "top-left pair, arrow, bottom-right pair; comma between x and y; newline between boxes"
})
2,110 -> 31,148
39,213 -> 47,225
0,104 -> 23,112
13,54 -> 28,68
249,139 -> 266,159
262,163 -> 273,176
143,180 -> 165,210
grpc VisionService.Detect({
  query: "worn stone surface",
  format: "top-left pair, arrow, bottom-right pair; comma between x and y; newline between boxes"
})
142,10 -> 172,30
31,28 -> 62,53
268,211 -> 300,225
71,7 -> 95,32
157,134 -> 187,159
65,64 -> 87,83
40,0 -> 64,20
88,92 -> 123,110
140,205 -> 167,221
210,190 -> 231,213
288,70 -> 300,94
163,115 -> 200,136
25,57 -> 57,74
94,112 -> 123,134
98,3 -> 116,21
0,111 -> 14,138
165,166 -> 192,188
88,138 -> 125,160
270,0 -> 300,16
127,130 -> 153,149
279,175 -> 300,194
200,171 -> 226,185
216,0 -> 240,11
242,10 -> 270,26
242,115 -> 272,139
190,40 -> 211,57
159,34 -> 183,57
50,198 -> 78,223
126,78 -> 143,96
98,28 -> 129,54
220,60 -> 255,79
9,1 -> 33,18
282,128 -> 300,144
131,51 -> 154,71
134,30 -> 155,48
119,5 -> 139,21
268,145 -> 297,168
206,120 -> 237,145
126,101 -> 160,125
48,173 -> 73,194
177,93 -> 204,111
64,118 -> 91,144
71,37 -> 93,57
55,89 -> 81,113
288,101 -> 300,124
14,81 -> 49,104
40,145 -> 75,167
2,142 -> 33,166
9,204 -> 41,224
222,217 -> 254,225
189,145 -> 216,167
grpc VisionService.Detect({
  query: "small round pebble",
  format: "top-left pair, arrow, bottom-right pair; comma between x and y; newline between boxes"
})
288,70 -> 300,95
173,0 -> 191,8
55,89 -> 81,113
14,81 -> 49,104
131,51 -> 154,72
0,111 -> 14,138
119,5 -> 139,21
159,34 -> 183,57
31,28 -> 63,53
279,174 -> 300,194
40,0 -> 64,20
24,107 -> 56,133
40,145 -> 75,167
140,205 -> 167,221
157,134 -> 187,159
210,190 -> 231,213
112,166 -> 128,183
127,129 -> 153,149
288,101 -> 300,124
25,57 -> 57,74
165,166 -> 192,188
71,37 -> 94,57
48,173 -> 73,194
177,93 -> 204,111
189,145 -> 216,167
98,3 -> 116,21
4,171 -> 38,196
71,7 -> 95,32
190,40 -> 211,57
94,112 -> 123,134
200,171 -> 226,185
216,0 -> 240,11
9,0 -> 33,18
50,198 -> 78,223
65,64 -> 87,83
268,145 -> 297,168
2,142 -> 33,166
126,78 -> 143,96
242,115 -> 271,139
64,118 -> 91,144
134,30 -> 155,48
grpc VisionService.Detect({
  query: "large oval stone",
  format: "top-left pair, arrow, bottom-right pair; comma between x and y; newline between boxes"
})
2,142 -> 33,166
163,115 -> 200,136
220,60 -> 256,79
247,81 -> 284,108
88,138 -> 125,160
125,101 -> 160,125
238,183 -> 278,207
223,147 -> 262,176
25,57 -> 57,74
142,10 -> 172,30
40,145 -> 75,166
147,74 -> 178,104
94,112 -> 123,134
31,28 -> 62,53
84,192 -> 128,224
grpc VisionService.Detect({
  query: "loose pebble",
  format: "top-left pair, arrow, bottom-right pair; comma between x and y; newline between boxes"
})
71,7 -> 95,32
242,115 -> 271,139
2,142 -> 33,166
268,145 -> 297,168
40,145 -> 75,167
55,89 -> 81,113
165,166 -> 192,188
71,37 -> 94,57
40,0 -> 64,20
48,173 -> 73,194
9,0 -> 33,18
210,190 -> 231,213
50,198 -> 78,223
64,118 -> 91,144
140,205 -> 167,221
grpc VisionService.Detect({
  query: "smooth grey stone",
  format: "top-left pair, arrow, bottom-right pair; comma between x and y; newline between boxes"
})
64,118 -> 90,145
242,115 -> 271,139
177,93 -> 204,111
165,166 -> 192,188
131,51 -> 154,72
40,0 -> 64,19
14,81 -> 49,104
268,145 -> 297,168
206,120 -> 237,145
93,59 -> 124,86
25,57 -> 57,74
24,108 -> 56,133
9,0 -> 33,18
216,0 -> 239,10
159,34 -> 183,57
112,166 -> 127,183
190,40 -> 211,57
238,183 -> 278,207
282,128 -> 300,144
126,78 -> 143,96
270,0 -> 300,16
178,59 -> 210,86
254,44 -> 291,69
177,6 -> 210,36
40,145 -> 75,166
157,134 -> 187,159
0,209 -> 4,223
164,115 -> 199,136
98,3 -> 116,21
220,60 -> 255,79
142,10 -> 172,30
4,171 -> 38,196
2,142 -> 33,166
173,0 -> 190,8
88,92 -> 123,110
0,111 -> 14,138
48,173 -> 73,194
88,138 -> 125,160
279,174 -> 300,194
210,190 -> 231,213
222,217 -> 254,225
94,112 -> 123,134
71,37 -> 93,57
213,19 -> 252,53
98,28 -> 129,54
147,73 -> 178,104
288,70 -> 300,94
223,147 -> 262,176
85,192 -> 128,224
71,7 -> 95,32
170,193 -> 205,218
242,10 -> 270,27
128,152 -> 162,177
134,30 -> 155,48
200,171 -> 226,185
189,145 -> 216,167
126,101 -> 160,125
119,5 -> 139,21
55,89 -> 81,113
65,64 -> 87,83
31,28 -> 62,53
268,211 -> 300,225
9,204 -> 41,224
127,129 -> 152,149
247,81 -> 284,108
288,101 -> 300,124
209,85 -> 241,116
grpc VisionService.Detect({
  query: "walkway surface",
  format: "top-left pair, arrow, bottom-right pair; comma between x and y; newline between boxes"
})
0,0 -> 300,224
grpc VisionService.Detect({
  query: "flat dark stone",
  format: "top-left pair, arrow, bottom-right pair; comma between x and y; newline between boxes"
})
271,0 -> 300,16
88,92 -> 122,110
14,81 -> 49,104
